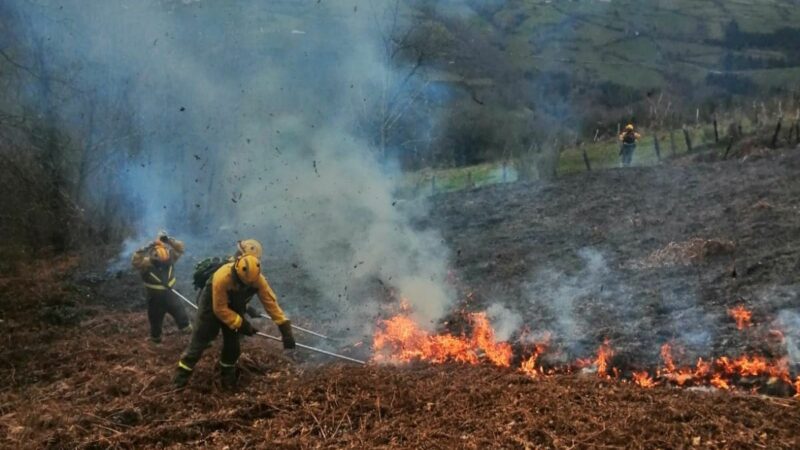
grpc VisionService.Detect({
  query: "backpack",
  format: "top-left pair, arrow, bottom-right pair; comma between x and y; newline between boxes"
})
192,257 -> 226,290
622,131 -> 637,144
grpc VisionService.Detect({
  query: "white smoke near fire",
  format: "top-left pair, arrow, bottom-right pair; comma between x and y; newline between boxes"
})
7,0 -> 454,334
487,303 -> 522,342
507,247 -> 715,362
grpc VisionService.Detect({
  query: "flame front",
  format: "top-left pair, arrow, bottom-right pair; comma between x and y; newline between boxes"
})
372,306 -> 800,397
372,312 -> 511,367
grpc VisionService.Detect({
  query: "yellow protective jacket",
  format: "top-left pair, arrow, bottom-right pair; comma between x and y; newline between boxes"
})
207,262 -> 288,330
131,239 -> 185,291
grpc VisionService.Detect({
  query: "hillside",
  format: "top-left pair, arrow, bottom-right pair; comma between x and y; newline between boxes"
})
3,143 -> 800,448
424,0 -> 800,93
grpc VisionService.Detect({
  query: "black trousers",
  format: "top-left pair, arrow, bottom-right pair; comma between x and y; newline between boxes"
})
146,289 -> 191,339
180,305 -> 243,368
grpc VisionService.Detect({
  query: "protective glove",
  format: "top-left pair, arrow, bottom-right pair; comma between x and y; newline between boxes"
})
277,321 -> 296,349
246,306 -> 261,318
238,319 -> 257,336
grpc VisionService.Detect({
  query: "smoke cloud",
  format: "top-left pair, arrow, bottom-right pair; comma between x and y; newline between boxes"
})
9,0 -> 454,334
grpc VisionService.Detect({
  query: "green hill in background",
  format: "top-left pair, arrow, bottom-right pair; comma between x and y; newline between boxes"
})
421,0 -> 800,93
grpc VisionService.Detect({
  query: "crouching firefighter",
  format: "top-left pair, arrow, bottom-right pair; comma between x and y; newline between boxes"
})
131,234 -> 192,343
173,254 -> 295,388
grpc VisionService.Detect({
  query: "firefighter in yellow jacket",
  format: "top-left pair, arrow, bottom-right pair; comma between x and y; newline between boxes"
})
618,124 -> 642,167
131,233 -> 192,343
173,254 -> 295,388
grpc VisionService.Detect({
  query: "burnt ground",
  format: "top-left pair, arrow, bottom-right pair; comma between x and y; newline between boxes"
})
433,147 -> 800,367
3,147 -> 800,448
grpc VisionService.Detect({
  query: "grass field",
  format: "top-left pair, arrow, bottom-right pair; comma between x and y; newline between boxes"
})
453,0 -> 800,93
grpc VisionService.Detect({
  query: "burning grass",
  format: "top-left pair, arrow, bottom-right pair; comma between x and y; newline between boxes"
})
729,305 -> 753,330
371,305 -> 800,398
372,312 -> 512,367
3,310 -> 800,449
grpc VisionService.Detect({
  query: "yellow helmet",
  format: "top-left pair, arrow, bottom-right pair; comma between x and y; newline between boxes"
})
236,239 -> 263,259
234,255 -> 261,286
625,124 -> 635,131
151,242 -> 170,264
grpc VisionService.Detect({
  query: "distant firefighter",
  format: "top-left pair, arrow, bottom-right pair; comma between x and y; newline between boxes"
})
174,248 -> 295,389
131,232 -> 192,343
618,124 -> 642,167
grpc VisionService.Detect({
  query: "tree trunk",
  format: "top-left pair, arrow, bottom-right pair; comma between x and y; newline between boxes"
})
33,34 -> 69,252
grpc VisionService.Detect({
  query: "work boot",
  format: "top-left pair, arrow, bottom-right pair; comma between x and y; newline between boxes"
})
173,366 -> 192,388
148,335 -> 162,344
220,365 -> 238,390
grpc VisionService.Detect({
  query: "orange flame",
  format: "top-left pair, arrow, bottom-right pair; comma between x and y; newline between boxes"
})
716,355 -> 790,381
660,343 -> 676,372
659,344 -> 709,386
520,353 -> 541,378
633,371 -> 655,388
373,304 -> 798,396
470,312 -> 513,367
728,305 -> 752,330
594,339 -> 614,378
710,374 -> 730,390
372,312 -> 511,367
519,341 -> 549,379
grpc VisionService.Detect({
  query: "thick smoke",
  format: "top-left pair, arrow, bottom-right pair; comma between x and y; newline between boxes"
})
10,0 -> 454,333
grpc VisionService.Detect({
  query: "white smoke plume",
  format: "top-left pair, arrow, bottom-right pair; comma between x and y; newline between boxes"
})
8,0 -> 454,335
487,303 -> 522,342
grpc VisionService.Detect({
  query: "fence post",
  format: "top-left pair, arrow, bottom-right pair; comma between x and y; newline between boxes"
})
502,161 -> 508,183
582,145 -> 592,171
713,114 -> 719,143
795,121 -> 800,146
466,171 -> 473,188
653,133 -> 661,161
683,125 -> 693,153
724,137 -> 735,159
771,117 -> 783,149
